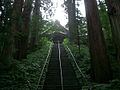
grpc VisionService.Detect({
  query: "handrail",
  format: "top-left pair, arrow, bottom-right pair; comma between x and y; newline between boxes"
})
66,45 -> 92,90
58,41 -> 64,90
36,43 -> 53,90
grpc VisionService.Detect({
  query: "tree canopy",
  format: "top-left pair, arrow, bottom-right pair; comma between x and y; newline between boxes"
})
0,0 -> 120,89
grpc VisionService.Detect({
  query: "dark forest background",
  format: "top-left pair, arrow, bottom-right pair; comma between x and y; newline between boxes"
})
0,0 -> 120,89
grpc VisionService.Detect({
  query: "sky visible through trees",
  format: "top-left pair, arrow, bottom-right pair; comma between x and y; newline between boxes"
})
43,0 -> 86,26
1,0 -> 120,89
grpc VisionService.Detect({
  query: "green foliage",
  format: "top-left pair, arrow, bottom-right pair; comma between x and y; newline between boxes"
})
0,41 -> 51,90
91,79 -> 120,90
38,37 -> 51,48
42,20 -> 65,35
98,1 -> 116,62
64,38 -> 91,87
1,0 -> 120,89
111,61 -> 120,79
64,38 -> 120,90
77,16 -> 88,45
30,13 -> 43,36
64,38 -> 90,60
98,1 -> 120,87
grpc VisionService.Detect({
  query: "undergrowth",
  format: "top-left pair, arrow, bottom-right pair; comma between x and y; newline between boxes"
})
63,38 -> 120,90
0,39 -> 51,90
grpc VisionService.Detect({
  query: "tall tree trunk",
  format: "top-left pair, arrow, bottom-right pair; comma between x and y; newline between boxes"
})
11,0 -> 33,60
84,0 -> 112,82
67,0 -> 78,43
19,0 -> 33,59
11,0 -> 24,59
0,0 -> 3,27
29,0 -> 41,49
105,0 -> 120,63
0,0 -> 13,67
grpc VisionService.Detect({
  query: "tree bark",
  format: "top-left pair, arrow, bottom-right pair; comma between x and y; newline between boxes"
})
105,0 -> 120,63
11,0 -> 24,59
0,0 -> 13,66
11,0 -> 33,60
84,0 -> 112,82
19,0 -> 33,59
29,0 -> 42,49
67,0 -> 78,43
